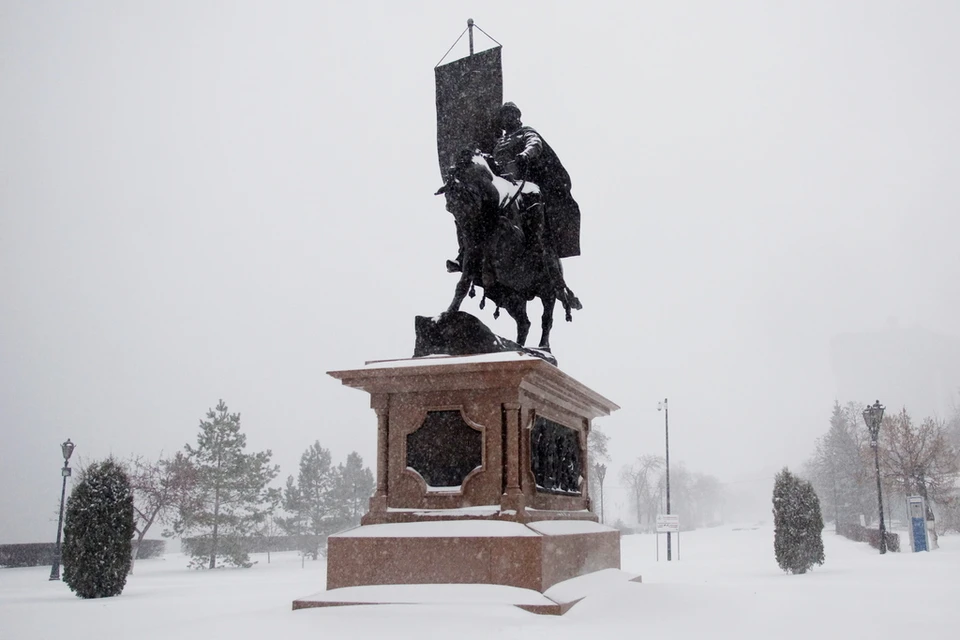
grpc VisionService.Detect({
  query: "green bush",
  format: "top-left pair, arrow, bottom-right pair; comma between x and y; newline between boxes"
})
62,458 -> 135,598
773,467 -> 825,574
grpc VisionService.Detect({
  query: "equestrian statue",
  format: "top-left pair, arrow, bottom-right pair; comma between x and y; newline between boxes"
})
436,102 -> 582,352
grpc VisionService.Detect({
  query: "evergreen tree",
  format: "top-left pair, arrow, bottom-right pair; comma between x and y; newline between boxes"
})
277,475 -> 307,543
773,467 -> 825,574
288,441 -> 337,559
174,400 -> 279,569
805,401 -> 872,529
330,451 -> 375,528
62,458 -> 135,598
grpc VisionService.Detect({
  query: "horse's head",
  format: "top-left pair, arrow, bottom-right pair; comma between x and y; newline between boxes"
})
436,152 -> 501,223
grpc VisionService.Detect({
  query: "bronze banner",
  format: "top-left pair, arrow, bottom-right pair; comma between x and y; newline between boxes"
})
435,47 -> 503,177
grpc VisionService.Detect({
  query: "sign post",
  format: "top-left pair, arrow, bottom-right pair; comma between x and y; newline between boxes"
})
656,514 -> 680,561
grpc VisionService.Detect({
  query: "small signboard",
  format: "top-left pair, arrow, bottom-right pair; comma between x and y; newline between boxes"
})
907,496 -> 929,552
656,514 -> 680,533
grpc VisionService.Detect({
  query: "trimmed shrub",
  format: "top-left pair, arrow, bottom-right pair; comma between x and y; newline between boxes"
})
773,467 -> 825,574
62,458 -> 135,598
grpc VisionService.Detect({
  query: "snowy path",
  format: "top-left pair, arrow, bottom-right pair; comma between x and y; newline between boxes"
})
2,525 -> 956,639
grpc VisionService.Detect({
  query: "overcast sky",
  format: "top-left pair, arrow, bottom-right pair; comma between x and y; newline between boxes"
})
2,1 -> 959,543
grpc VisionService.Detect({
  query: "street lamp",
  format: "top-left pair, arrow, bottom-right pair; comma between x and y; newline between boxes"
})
862,401 -> 887,555
49,438 -> 76,580
593,463 -> 607,524
658,398 -> 672,561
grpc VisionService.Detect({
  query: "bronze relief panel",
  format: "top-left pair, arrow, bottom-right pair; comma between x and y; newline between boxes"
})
406,409 -> 483,489
530,416 -> 582,495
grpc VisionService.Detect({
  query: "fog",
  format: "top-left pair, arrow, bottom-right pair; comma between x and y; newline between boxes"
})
2,1 -> 958,543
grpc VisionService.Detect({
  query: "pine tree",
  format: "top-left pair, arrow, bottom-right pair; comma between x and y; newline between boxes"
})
805,401 -> 872,530
277,475 -> 307,543
289,441 -> 337,559
773,467 -> 825,574
62,458 -> 135,598
174,400 -> 279,569
330,451 -> 375,528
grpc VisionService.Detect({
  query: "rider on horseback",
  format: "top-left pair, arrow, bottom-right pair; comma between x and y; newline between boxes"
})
447,102 -> 581,273
437,103 -> 582,349
491,102 -> 581,260
489,102 -> 581,316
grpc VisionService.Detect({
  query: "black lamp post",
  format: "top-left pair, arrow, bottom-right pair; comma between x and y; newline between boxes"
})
658,398 -> 671,561
49,438 -> 76,581
594,463 -> 607,524
862,401 -> 887,555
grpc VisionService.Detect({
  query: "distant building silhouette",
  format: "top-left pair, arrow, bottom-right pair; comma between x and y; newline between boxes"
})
830,321 -> 960,420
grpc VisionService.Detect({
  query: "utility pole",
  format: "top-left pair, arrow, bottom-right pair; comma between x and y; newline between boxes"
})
658,398 -> 671,561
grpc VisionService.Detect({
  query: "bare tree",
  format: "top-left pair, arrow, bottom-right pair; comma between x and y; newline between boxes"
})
254,515 -> 283,564
880,408 -> 960,549
128,452 -> 196,572
947,391 -> 960,452
620,455 -> 664,530
688,471 -> 725,528
941,396 -> 960,534
587,426 -> 610,515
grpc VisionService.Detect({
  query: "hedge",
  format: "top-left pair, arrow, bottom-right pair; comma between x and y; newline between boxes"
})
0,539 -> 166,568
837,522 -> 900,552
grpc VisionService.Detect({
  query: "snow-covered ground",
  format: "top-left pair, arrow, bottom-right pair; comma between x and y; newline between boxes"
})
2,524 -> 956,639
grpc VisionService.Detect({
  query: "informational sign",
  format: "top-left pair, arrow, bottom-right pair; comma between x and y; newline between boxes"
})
907,496 -> 929,552
656,514 -> 680,533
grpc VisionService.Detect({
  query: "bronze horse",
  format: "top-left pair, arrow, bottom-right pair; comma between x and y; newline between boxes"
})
437,153 -> 581,351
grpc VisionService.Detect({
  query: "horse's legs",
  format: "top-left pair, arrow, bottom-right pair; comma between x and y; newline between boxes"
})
447,247 -> 479,313
539,294 -> 556,351
502,295 -> 530,346
447,271 -> 471,313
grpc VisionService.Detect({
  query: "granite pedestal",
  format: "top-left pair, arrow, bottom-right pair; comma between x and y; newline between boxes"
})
295,352 -> 622,614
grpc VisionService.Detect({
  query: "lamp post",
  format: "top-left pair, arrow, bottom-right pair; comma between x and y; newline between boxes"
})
594,463 -> 607,524
49,438 -> 76,581
658,398 -> 671,561
862,401 -> 887,555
